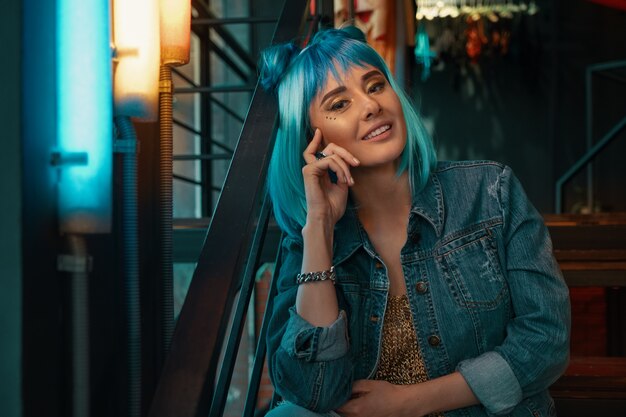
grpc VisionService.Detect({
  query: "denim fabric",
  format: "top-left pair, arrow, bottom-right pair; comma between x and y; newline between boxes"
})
266,161 -> 570,416
266,402 -> 341,417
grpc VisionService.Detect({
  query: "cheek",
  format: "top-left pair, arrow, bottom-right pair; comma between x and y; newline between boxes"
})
397,106 -> 407,138
399,120 -> 407,142
321,118 -> 355,146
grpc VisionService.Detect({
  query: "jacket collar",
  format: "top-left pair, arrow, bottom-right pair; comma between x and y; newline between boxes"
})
332,170 -> 444,265
332,204 -> 363,266
410,171 -> 445,238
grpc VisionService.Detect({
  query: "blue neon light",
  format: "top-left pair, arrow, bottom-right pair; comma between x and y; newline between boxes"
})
57,0 -> 112,233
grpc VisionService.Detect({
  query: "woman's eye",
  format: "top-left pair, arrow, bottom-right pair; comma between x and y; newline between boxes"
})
330,100 -> 349,111
368,82 -> 385,94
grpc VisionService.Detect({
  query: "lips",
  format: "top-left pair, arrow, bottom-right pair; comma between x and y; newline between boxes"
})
362,124 -> 391,141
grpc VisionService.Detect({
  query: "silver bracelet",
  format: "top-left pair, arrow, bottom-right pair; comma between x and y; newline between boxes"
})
296,266 -> 336,285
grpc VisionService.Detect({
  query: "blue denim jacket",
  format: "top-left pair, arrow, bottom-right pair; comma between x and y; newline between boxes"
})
267,161 -> 571,416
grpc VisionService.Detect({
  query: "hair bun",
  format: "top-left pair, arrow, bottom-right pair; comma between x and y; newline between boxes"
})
259,26 -> 366,94
258,42 -> 300,94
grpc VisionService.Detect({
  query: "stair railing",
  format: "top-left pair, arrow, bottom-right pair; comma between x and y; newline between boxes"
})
147,1 -> 312,416
555,60 -> 626,213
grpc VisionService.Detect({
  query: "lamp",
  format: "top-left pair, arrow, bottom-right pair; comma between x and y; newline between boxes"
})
160,0 -> 191,66
56,0 -> 112,233
113,0 -> 161,121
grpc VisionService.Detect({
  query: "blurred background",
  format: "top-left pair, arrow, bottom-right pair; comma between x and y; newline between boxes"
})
1,1 -> 625,416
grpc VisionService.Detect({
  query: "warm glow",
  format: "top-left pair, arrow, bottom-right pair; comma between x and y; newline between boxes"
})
57,0 -> 112,233
113,0 -> 160,121
160,0 -> 191,66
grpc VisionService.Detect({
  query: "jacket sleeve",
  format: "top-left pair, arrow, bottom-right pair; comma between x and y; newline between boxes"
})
457,165 -> 571,415
266,236 -> 353,412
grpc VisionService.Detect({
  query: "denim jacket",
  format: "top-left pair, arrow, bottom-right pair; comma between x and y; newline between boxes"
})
267,161 -> 571,416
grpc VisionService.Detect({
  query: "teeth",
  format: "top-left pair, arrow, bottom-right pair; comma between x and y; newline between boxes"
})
363,125 -> 391,140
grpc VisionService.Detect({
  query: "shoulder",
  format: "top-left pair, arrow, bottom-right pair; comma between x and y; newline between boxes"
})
430,161 -> 515,225
434,160 -> 507,176
432,160 -> 512,195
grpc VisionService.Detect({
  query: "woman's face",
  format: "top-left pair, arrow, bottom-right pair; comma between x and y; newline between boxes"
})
308,64 -> 407,168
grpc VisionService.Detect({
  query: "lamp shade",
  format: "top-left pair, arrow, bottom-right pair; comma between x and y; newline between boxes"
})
160,0 -> 191,65
57,0 -> 112,233
113,0 -> 160,121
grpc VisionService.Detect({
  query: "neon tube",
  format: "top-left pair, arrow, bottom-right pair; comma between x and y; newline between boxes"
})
56,0 -> 112,233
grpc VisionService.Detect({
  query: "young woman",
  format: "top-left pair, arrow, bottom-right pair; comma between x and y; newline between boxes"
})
259,27 -> 570,417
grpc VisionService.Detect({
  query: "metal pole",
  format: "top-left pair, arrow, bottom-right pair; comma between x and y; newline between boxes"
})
556,116 -> 626,213
586,61 -> 626,212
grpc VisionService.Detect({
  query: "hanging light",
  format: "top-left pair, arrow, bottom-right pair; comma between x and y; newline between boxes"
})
113,0 -> 161,121
160,0 -> 191,66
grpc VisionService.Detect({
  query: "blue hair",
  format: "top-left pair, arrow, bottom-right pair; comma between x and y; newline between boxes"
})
259,27 -> 437,237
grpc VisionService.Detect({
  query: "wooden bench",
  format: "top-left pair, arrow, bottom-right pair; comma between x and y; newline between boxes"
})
545,214 -> 626,416
550,357 -> 626,416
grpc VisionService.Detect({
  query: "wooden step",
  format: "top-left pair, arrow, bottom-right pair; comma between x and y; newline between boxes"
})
544,214 -> 626,287
544,212 -> 626,226
552,356 -> 626,399
544,214 -> 626,416
551,357 -> 626,416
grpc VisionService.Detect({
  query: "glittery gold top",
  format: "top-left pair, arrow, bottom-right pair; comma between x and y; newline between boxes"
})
374,294 -> 444,417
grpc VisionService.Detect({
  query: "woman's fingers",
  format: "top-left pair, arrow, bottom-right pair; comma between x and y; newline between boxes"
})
303,129 -> 360,168
302,129 -> 359,185
330,155 -> 353,185
303,154 -> 352,184
303,128 -> 323,164
350,379 -> 375,394
323,143 -> 360,167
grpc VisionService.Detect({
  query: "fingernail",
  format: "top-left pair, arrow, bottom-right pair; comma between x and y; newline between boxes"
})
349,177 -> 355,185
353,158 -> 360,165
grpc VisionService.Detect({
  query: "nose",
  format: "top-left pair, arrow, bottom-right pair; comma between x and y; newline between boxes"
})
361,95 -> 381,121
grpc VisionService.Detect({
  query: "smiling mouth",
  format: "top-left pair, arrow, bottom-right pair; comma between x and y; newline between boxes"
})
363,124 -> 391,140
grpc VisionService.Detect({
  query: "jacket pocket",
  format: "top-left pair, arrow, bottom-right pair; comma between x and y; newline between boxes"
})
439,229 -> 508,311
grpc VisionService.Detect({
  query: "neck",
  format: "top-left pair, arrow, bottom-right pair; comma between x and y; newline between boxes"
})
350,165 -> 412,227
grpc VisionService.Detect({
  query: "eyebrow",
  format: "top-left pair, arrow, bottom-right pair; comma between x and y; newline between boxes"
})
361,69 -> 382,82
319,86 -> 346,107
319,69 -> 384,107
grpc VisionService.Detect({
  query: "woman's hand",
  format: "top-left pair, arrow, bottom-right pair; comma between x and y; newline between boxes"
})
336,380 -> 419,417
296,129 -> 358,327
336,373 -> 479,417
302,128 -> 360,227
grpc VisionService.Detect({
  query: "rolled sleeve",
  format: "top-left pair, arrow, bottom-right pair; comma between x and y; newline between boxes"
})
465,165 -> 570,414
267,236 -> 354,412
497,166 -> 570,393
457,351 -> 522,415
282,308 -> 350,362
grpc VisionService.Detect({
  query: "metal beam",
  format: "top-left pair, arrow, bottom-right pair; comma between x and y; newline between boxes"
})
191,0 -> 257,71
174,85 -> 256,94
192,17 -> 278,25
147,1 -> 309,416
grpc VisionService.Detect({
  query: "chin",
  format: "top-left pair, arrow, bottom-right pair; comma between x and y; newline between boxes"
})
359,151 -> 405,169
